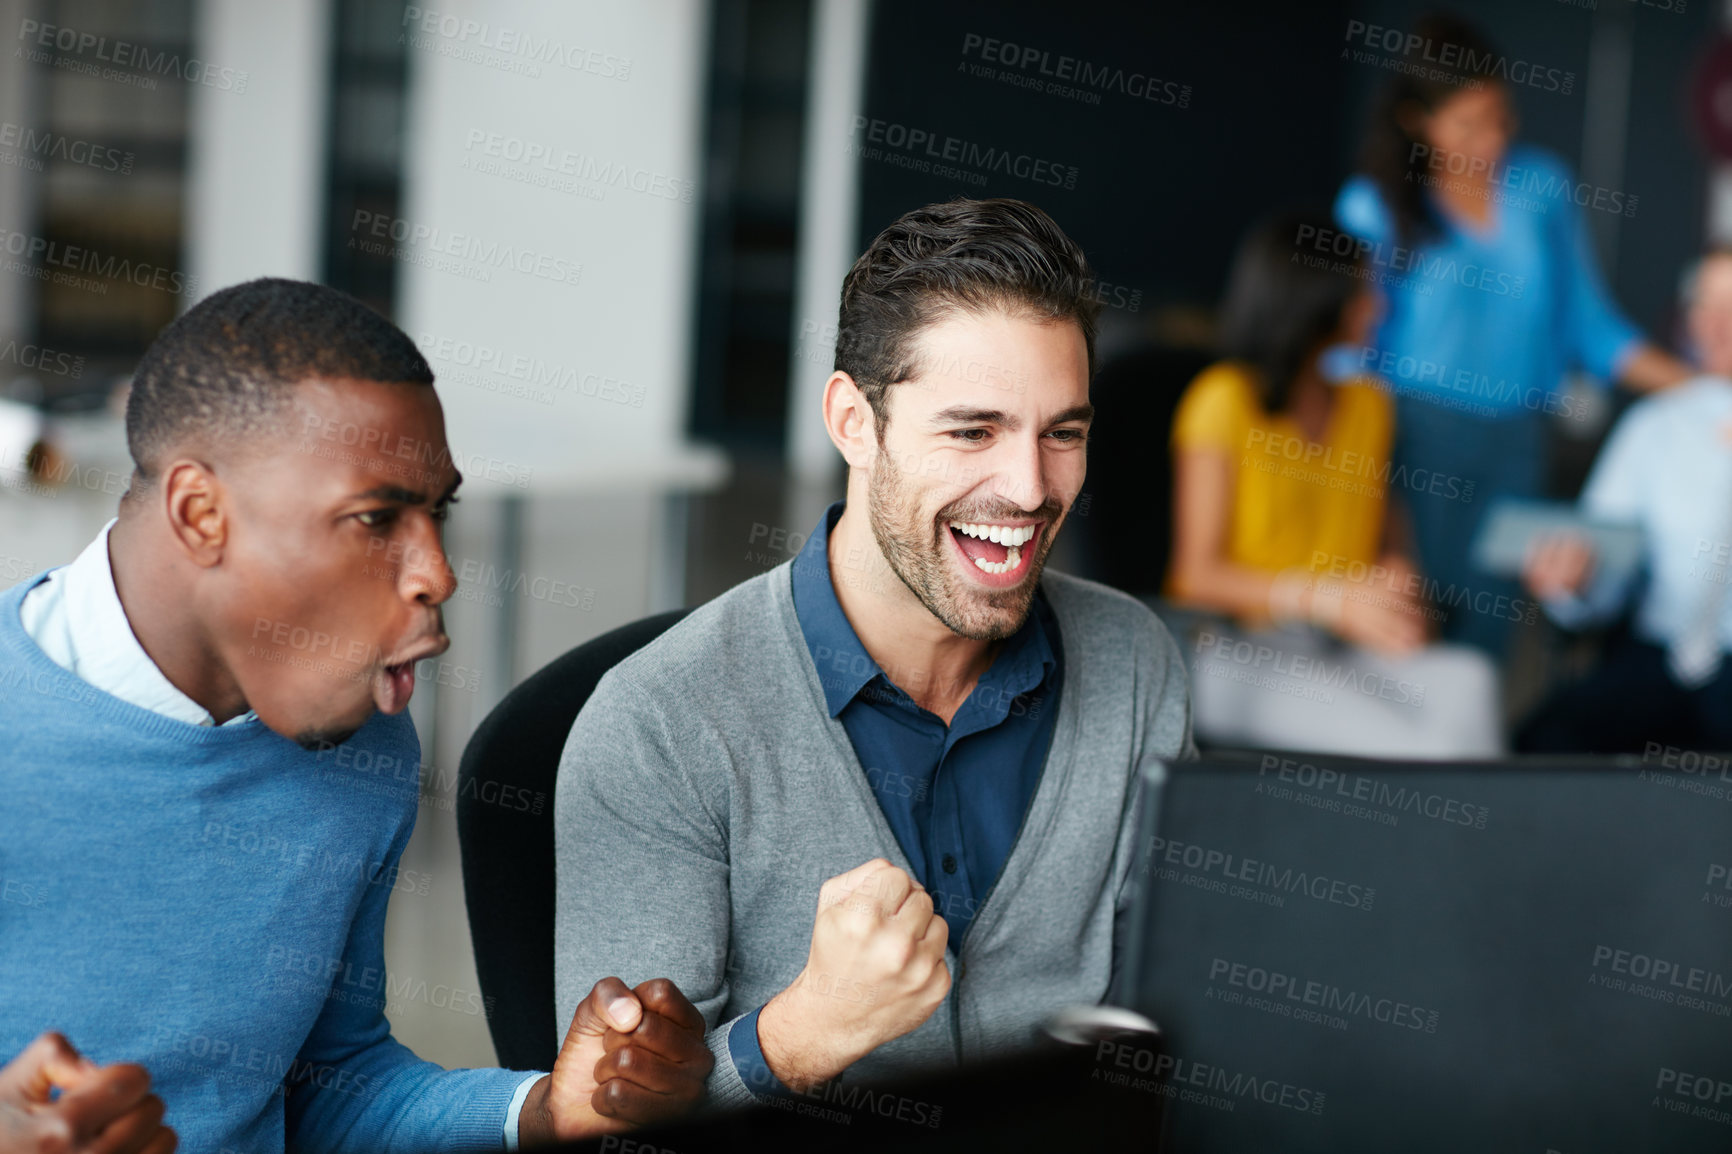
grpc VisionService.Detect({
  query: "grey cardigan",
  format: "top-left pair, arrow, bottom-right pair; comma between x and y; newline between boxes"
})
552,561 -> 1194,1109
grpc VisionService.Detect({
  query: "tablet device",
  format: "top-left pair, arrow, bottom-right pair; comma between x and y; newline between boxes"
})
1470,498 -> 1643,582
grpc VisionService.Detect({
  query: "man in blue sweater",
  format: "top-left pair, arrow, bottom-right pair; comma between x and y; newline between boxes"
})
0,279 -> 711,1153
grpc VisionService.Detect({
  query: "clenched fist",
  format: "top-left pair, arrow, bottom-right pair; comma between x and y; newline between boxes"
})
518,976 -> 713,1145
0,1033 -> 176,1154
757,859 -> 951,1091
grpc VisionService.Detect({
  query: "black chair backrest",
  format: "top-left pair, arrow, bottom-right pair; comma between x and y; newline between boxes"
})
1070,343 -> 1215,595
457,608 -> 691,1071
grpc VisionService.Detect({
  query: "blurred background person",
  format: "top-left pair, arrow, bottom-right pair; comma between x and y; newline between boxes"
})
1518,246 -> 1732,753
1334,12 -> 1691,661
1166,211 -> 1502,757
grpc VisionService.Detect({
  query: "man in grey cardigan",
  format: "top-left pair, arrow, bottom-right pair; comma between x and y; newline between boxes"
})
554,198 -> 1194,1110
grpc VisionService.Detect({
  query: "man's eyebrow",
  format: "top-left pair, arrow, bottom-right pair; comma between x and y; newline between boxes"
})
926,404 -> 1095,428
1050,404 -> 1096,425
930,406 -> 1015,428
350,471 -> 463,505
350,484 -> 427,504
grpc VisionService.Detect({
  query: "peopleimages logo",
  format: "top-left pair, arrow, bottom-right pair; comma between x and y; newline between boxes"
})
16,19 -> 249,92
1093,1040 -> 1327,1115
958,32 -> 1191,108
1144,835 -> 1376,911
1408,143 -> 1636,219
1195,629 -> 1425,709
1257,754 -> 1490,829
0,227 -> 195,296
0,121 -> 132,174
1654,1066 -> 1732,1121
1341,19 -> 1575,95
0,338 -> 82,379
418,332 -> 646,411
848,116 -> 1078,190
1207,956 -> 1440,1033
1295,223 -> 1525,298
1359,345 -> 1585,422
349,211 -> 582,288
400,7 -> 630,79
1244,425 -> 1477,503
460,130 -> 694,203
1310,551 -> 1539,626
1588,944 -> 1732,1018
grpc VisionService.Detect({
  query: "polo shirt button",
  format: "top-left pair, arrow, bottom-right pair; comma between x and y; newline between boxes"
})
941,854 -> 958,874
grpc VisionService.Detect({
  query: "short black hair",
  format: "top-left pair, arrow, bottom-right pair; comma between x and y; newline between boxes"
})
125,277 -> 433,481
1218,210 -> 1364,413
834,198 -> 1099,431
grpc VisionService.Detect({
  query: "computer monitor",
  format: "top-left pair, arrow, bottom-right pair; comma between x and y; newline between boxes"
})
1119,751 -> 1732,1153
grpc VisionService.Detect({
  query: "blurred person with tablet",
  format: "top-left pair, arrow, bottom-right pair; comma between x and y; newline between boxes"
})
1519,247 -> 1732,752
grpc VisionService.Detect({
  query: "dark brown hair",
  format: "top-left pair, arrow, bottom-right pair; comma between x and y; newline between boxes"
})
834,197 -> 1099,430
1358,13 -> 1505,246
1218,211 -> 1365,413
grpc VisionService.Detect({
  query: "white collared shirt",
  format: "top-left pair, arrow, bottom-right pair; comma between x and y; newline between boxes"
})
1546,376 -> 1732,649
17,521 -> 541,1147
19,519 -> 257,727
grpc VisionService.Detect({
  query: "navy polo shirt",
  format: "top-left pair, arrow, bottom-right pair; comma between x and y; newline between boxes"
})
791,500 -> 1063,941
728,500 -> 1063,1095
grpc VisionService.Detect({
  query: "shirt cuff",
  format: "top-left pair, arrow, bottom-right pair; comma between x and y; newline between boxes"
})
727,1006 -> 793,1101
502,1071 -> 544,1151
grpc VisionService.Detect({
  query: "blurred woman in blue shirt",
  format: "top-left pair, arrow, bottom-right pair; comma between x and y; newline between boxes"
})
1333,14 -> 1687,656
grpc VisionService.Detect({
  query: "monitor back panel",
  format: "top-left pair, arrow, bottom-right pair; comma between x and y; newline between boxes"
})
1123,755 -> 1732,1153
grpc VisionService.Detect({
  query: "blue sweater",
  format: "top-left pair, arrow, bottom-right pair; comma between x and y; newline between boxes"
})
0,574 -> 525,1153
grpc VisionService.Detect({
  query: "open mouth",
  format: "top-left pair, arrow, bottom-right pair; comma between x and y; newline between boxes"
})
373,635 -> 445,715
374,660 -> 418,715
947,519 -> 1042,586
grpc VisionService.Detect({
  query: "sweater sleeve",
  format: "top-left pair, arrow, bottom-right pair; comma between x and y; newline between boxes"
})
552,670 -> 759,1112
285,740 -> 534,1153
1109,604 -> 1197,1000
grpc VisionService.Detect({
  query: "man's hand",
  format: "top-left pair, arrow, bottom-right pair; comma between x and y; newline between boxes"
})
0,1032 -> 176,1154
1524,533 -> 1595,601
757,859 -> 951,1092
519,977 -> 713,1145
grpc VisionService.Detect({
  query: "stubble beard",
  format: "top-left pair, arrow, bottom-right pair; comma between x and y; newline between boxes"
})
864,456 -> 1059,642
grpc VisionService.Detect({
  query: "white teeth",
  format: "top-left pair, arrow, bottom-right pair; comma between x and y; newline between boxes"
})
948,521 -> 1037,546
972,544 -> 1023,575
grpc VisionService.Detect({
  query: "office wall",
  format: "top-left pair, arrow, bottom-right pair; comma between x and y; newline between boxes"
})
396,0 -> 718,494
184,0 -> 330,294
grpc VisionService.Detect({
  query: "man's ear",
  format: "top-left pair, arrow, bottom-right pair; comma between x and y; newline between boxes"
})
822,372 -> 879,471
159,458 -> 228,568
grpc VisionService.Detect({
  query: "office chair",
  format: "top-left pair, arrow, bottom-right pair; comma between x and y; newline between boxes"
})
1069,342 -> 1213,595
456,608 -> 691,1071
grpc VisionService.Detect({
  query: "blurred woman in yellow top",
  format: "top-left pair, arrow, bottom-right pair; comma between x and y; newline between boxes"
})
1167,210 -> 1501,756
1172,361 -> 1390,585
